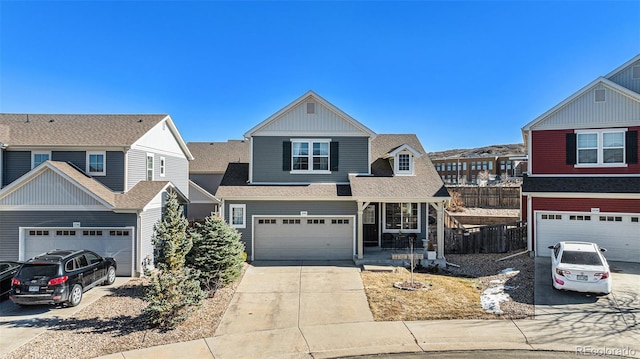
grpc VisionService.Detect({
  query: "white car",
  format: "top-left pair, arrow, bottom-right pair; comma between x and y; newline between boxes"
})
548,241 -> 611,294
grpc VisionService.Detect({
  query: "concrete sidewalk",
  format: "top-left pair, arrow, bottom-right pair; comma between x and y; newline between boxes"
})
98,318 -> 640,359
97,261 -> 640,359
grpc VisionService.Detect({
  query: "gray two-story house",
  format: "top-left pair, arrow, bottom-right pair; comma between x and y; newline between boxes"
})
215,91 -> 450,262
0,114 -> 193,276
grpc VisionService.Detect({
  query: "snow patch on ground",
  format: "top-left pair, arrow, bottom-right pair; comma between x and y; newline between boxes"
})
481,268 -> 521,314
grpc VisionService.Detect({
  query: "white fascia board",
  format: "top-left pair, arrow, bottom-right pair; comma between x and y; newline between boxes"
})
384,144 -> 423,158
522,77 -> 640,131
0,205 -> 111,211
604,54 -> 640,79
163,116 -> 194,160
244,90 -> 377,138
218,196 -> 353,201
521,192 -> 640,199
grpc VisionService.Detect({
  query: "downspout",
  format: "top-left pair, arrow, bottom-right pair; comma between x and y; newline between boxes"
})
0,144 -> 4,188
136,210 -> 142,277
527,195 -> 533,254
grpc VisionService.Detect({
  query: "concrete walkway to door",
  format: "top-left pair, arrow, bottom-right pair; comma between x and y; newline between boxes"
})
215,260 -> 374,335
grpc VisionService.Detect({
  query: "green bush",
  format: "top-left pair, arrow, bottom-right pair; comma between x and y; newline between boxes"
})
144,190 -> 204,329
143,267 -> 205,330
187,213 -> 245,288
152,191 -> 192,271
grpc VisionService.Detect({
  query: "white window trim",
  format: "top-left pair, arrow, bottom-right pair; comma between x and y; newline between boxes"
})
230,204 -> 246,229
146,153 -> 154,181
575,128 -> 627,168
382,202 -> 421,234
159,156 -> 166,177
86,151 -> 106,176
290,138 -> 332,174
32,151 -> 51,169
394,152 -> 414,176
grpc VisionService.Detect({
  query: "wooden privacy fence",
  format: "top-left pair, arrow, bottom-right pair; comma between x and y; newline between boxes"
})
448,186 -> 520,209
444,221 -> 527,254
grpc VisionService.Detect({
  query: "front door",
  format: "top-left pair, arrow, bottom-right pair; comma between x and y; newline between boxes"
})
363,204 -> 378,246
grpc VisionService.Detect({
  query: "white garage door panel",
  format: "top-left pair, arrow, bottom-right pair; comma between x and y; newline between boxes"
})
24,229 -> 133,276
255,217 -> 353,260
536,212 -> 640,263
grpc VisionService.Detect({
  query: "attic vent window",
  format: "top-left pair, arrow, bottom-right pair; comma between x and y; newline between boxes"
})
306,102 -> 316,114
633,65 -> 640,79
594,89 -> 605,102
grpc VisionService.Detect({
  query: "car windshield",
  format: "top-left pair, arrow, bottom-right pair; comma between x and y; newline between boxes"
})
19,264 -> 58,279
560,250 -> 603,266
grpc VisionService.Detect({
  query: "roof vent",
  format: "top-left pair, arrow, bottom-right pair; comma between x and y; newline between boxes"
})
594,89 -> 605,102
138,119 -> 143,123
49,119 -> 55,123
307,102 -> 316,114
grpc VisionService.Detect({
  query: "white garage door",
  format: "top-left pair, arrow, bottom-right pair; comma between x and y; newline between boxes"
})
254,217 -> 354,260
23,228 -> 134,276
535,212 -> 640,263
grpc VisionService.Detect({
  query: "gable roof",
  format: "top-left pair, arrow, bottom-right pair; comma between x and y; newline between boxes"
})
383,143 -> 423,158
521,77 -> 640,132
187,140 -> 250,173
243,91 -> 376,138
0,114 -> 193,159
605,54 -> 640,79
0,161 -> 184,211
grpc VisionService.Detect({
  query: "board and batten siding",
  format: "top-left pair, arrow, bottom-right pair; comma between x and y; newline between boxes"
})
224,200 -> 357,257
531,84 -> 640,131
2,151 -> 31,187
251,136 -> 369,183
126,149 -> 189,197
0,211 -> 137,261
608,60 -> 640,94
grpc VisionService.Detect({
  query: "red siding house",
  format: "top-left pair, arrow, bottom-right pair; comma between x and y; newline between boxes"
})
521,55 -> 640,263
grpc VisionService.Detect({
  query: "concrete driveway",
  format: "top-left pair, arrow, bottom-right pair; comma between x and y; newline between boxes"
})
521,257 -> 640,352
0,277 -> 129,356
215,260 -> 373,335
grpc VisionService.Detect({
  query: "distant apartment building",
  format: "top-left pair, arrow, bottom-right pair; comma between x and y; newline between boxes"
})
431,155 -> 528,184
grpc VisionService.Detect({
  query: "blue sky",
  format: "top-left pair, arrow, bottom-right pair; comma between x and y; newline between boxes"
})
1,1 -> 639,152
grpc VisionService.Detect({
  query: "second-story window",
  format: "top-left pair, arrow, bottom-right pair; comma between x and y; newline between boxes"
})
395,152 -> 413,175
576,130 -> 625,165
291,140 -> 330,172
32,151 -> 50,168
86,151 -> 106,176
146,154 -> 154,181
160,157 -> 166,177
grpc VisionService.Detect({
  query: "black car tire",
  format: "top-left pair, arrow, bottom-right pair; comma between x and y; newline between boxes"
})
104,266 -> 116,285
68,284 -> 83,307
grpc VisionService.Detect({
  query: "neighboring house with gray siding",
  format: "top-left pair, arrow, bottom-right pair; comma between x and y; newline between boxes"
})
0,114 -> 193,276
215,91 -> 450,262
186,140 -> 250,221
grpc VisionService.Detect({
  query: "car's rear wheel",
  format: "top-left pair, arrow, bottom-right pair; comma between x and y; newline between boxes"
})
104,266 -> 116,285
68,284 -> 83,307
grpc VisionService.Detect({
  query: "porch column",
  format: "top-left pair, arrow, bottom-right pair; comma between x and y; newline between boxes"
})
436,201 -> 445,259
357,201 -> 370,260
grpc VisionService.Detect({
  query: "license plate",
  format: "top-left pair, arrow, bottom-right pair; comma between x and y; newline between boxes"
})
29,286 -> 40,292
577,275 -> 588,281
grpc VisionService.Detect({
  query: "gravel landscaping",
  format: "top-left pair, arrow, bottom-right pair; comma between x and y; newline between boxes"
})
5,265 -> 247,359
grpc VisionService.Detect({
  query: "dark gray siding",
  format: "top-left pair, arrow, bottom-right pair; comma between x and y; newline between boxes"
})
224,200 -> 357,257
0,211 -> 137,260
190,173 -> 224,195
51,151 -> 125,192
187,203 -> 218,221
3,151 -> 31,186
1,150 -> 125,191
251,136 -> 369,183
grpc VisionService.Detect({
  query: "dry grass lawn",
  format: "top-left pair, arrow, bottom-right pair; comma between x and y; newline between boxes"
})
361,268 -> 497,321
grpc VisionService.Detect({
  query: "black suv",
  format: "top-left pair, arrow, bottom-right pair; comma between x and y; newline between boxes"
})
10,249 -> 117,307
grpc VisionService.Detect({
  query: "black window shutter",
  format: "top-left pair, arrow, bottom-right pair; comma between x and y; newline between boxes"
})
566,133 -> 577,165
626,130 -> 638,164
330,142 -> 339,171
282,141 -> 291,171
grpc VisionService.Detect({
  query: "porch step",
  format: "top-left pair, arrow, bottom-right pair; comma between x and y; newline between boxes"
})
362,265 -> 395,272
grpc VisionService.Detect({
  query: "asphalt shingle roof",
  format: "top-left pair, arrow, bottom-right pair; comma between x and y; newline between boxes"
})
187,140 -> 250,173
0,114 -> 168,146
523,175 -> 640,194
